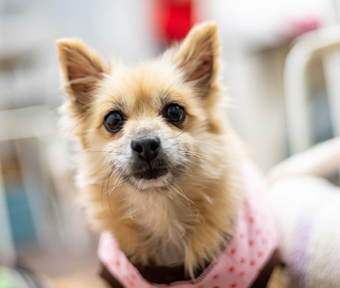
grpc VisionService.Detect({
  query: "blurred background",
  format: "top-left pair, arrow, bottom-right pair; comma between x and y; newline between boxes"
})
0,0 -> 340,285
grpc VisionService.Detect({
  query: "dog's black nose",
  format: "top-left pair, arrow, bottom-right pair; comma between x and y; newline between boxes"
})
131,135 -> 161,162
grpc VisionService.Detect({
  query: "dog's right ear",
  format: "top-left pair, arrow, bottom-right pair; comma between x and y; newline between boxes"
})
57,38 -> 108,110
172,22 -> 220,95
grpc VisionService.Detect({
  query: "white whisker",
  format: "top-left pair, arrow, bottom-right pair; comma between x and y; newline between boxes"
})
171,184 -> 198,208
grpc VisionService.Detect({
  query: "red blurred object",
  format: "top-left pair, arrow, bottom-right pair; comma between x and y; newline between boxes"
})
289,15 -> 321,37
152,0 -> 196,43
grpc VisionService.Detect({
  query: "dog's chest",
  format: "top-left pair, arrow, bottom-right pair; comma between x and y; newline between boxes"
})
131,196 -> 192,265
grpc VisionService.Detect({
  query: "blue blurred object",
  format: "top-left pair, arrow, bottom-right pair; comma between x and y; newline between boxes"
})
6,182 -> 37,247
311,89 -> 333,144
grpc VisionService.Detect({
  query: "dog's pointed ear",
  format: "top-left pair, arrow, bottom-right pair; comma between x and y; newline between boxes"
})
57,38 -> 108,110
173,22 -> 220,91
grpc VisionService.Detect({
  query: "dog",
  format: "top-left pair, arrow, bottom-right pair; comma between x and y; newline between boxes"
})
57,22 -> 280,288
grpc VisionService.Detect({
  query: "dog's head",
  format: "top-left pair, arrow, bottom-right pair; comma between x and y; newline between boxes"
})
58,22 -> 230,191
57,22 -> 242,271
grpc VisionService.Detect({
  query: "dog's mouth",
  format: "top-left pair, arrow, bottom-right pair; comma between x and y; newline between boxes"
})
124,167 -> 172,191
133,168 -> 169,180
122,163 -> 185,191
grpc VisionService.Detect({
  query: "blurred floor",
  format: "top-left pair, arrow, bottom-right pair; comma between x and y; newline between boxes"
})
18,238 -> 98,278
16,235 -> 100,288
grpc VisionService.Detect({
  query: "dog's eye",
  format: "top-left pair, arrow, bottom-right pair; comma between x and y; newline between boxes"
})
163,103 -> 186,125
104,111 -> 125,133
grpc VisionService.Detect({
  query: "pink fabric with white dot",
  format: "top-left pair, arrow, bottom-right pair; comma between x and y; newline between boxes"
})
98,162 -> 278,288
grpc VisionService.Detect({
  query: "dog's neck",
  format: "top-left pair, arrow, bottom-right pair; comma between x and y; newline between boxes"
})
127,189 -> 191,266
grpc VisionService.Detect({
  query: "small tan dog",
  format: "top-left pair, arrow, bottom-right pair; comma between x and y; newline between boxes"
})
57,22 -> 280,288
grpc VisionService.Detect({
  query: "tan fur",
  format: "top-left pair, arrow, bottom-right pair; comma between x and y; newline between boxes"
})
57,22 -> 245,278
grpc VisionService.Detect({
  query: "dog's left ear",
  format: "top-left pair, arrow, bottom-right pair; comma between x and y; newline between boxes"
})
174,22 -> 220,92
